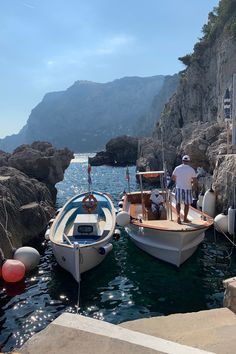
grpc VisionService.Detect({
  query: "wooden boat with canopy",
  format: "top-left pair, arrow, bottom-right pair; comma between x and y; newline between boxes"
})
121,170 -> 213,266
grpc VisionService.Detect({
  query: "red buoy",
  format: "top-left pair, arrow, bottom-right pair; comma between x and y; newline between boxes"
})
2,259 -> 25,283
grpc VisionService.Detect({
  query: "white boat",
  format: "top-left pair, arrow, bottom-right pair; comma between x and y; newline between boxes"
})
121,171 -> 213,267
49,191 -> 116,282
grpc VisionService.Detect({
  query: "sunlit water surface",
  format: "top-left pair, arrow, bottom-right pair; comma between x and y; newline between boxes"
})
1,153 -> 236,351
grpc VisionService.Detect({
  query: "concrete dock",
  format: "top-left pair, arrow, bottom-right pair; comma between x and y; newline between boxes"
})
19,308 -> 236,354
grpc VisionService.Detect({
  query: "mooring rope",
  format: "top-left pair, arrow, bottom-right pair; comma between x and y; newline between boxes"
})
215,223 -> 236,247
0,197 -> 8,234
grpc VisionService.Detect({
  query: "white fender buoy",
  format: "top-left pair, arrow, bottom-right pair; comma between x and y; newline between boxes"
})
202,187 -> 216,217
116,211 -> 130,227
99,243 -> 113,255
13,246 -> 40,272
228,206 -> 236,235
45,227 -> 50,240
214,213 -> 228,234
118,201 -> 123,208
114,229 -> 121,241
48,218 -> 55,226
197,193 -> 204,209
55,208 -> 62,215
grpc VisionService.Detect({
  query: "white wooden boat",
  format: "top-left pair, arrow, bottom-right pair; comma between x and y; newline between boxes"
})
49,191 -> 116,282
121,171 -> 213,267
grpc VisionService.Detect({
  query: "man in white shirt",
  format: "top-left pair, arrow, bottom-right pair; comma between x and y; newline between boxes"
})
150,189 -> 164,218
172,155 -> 197,224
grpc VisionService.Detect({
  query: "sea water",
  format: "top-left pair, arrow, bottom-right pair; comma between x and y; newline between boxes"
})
1,153 -> 236,351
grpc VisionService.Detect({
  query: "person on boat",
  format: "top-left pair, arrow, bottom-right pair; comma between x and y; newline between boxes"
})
150,189 -> 164,219
171,155 -> 197,224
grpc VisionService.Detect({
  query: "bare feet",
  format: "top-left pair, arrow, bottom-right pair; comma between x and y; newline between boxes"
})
177,217 -> 181,224
183,218 -> 191,223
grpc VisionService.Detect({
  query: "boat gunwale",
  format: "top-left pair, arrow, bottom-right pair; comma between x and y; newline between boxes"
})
49,191 -> 116,248
123,192 -> 213,232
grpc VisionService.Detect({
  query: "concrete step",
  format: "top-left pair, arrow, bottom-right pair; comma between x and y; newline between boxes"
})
20,313 -> 214,354
121,308 -> 236,354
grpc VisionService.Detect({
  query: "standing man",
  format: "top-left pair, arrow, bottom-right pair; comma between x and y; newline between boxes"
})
172,155 -> 197,224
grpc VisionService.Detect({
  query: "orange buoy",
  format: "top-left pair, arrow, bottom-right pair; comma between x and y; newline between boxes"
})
2,259 -> 25,283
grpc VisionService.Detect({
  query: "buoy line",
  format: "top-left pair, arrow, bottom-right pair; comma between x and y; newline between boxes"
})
0,197 -> 8,234
213,227 -> 235,260
214,225 -> 236,247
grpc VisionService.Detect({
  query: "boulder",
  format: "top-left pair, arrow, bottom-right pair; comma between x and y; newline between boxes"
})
0,142 -> 74,257
90,135 -> 139,166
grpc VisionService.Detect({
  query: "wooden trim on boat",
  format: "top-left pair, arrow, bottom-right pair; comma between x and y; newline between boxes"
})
128,202 -> 213,232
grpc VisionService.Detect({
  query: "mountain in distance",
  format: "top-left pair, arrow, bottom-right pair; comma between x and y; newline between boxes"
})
0,75 -> 178,152
135,74 -> 179,136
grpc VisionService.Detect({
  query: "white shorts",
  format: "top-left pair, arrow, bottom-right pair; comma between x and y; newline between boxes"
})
175,188 -> 193,204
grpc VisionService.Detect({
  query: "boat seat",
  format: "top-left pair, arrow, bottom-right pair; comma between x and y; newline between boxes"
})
145,206 -> 167,221
65,235 -> 101,244
101,207 -> 113,230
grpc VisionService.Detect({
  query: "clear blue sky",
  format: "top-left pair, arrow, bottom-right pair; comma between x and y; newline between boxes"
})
0,0 -> 219,138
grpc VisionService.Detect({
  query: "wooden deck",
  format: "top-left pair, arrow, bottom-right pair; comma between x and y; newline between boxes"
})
141,218 -> 206,231
130,203 -> 212,231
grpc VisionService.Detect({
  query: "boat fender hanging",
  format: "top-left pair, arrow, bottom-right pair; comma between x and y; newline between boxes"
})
99,243 -> 113,255
116,211 -> 130,227
202,186 -> 216,217
13,246 -> 40,272
118,201 -> 123,208
45,227 -> 50,240
228,206 -> 236,235
197,194 -> 204,209
114,229 -> 121,241
55,208 -> 62,215
47,218 -> 55,227
214,213 -> 228,234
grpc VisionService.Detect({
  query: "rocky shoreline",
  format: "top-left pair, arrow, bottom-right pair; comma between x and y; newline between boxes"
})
0,141 -> 73,258
89,135 -> 139,166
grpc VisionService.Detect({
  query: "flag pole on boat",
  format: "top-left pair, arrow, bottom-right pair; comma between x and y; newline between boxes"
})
88,161 -> 92,193
161,128 -> 172,220
126,166 -> 131,193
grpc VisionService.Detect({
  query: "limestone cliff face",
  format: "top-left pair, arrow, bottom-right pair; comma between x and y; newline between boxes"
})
139,33 -> 236,169
137,6 -> 236,211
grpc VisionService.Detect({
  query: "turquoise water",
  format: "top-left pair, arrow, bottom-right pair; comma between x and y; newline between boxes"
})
1,154 -> 236,351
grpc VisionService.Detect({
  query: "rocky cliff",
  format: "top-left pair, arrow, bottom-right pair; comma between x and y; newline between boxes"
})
0,142 -> 73,258
0,76 -> 173,153
89,135 -> 139,166
137,0 -> 236,212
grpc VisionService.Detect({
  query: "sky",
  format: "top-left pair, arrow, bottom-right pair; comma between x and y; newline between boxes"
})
0,0 -> 219,138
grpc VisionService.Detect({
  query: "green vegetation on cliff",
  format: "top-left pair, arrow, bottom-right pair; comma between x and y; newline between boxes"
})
179,0 -> 236,66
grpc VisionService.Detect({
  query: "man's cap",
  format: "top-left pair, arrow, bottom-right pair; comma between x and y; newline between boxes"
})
182,155 -> 190,161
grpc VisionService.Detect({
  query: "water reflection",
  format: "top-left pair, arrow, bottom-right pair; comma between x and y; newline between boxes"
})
1,157 -> 236,351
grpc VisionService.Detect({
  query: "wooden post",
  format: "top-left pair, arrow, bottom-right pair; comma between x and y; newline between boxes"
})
139,174 -> 145,220
232,74 -> 236,153
227,120 -> 229,154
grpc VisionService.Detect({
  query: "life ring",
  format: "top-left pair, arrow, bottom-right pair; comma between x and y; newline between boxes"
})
82,194 -> 98,213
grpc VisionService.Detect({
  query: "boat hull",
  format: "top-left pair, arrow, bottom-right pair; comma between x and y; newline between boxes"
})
49,190 -> 116,282
51,238 -> 112,278
125,223 -> 206,267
